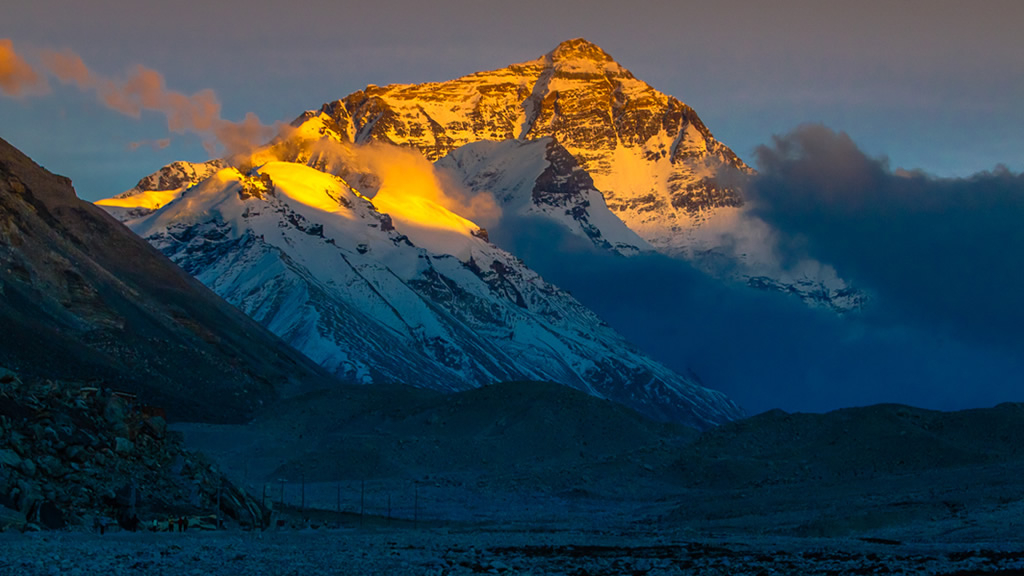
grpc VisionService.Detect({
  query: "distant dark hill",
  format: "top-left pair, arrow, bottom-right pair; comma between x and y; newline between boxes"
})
0,136 -> 334,422
262,380 -> 698,482
180,380 -> 698,489
671,402 -> 1024,488
179,386 -> 1024,539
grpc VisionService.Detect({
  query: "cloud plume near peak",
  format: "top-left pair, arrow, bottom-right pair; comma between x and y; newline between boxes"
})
281,137 -> 501,227
356,143 -> 502,226
2,39 -> 277,159
747,124 -> 1024,349
0,39 -> 49,97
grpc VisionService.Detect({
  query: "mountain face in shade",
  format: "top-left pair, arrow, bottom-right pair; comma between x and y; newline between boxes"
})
0,137 -> 333,423
108,157 -> 742,428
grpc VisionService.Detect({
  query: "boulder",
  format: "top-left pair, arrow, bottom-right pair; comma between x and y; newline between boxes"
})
37,455 -> 64,478
114,437 -> 134,454
15,480 -> 41,515
103,396 -> 132,437
20,457 -> 36,477
142,416 -> 167,439
0,449 -> 21,468
8,431 -> 27,456
0,366 -> 19,385
0,505 -> 26,531
63,445 -> 86,463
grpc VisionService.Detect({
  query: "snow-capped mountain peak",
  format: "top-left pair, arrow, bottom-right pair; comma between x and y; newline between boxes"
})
104,151 -> 742,428
276,40 -> 750,256
543,37 -> 626,74
96,159 -> 227,222
277,38 -> 860,311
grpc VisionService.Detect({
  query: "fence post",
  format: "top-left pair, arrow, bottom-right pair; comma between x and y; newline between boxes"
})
216,481 -> 222,529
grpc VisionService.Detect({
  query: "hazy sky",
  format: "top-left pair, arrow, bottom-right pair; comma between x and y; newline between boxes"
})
3,0 -> 1023,201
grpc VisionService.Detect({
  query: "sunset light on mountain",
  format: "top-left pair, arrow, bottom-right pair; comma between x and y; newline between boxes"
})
2,2 -> 1023,573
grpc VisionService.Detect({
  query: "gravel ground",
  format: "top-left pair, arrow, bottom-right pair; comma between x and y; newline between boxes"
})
2,527 -> 1023,575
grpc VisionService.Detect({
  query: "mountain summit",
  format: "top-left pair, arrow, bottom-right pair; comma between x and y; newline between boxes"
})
281,38 -> 857,309
299,38 -> 749,253
547,38 -> 616,63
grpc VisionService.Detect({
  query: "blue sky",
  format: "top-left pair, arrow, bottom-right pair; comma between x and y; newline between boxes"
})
3,0 -> 1022,201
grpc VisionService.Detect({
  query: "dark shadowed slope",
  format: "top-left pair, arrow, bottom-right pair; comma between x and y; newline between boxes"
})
179,380 -> 699,493
0,137 -> 334,422
672,402 -> 1024,488
264,380 -> 699,482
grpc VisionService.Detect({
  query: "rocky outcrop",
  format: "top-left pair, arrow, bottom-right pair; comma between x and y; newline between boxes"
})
130,160 -> 229,194
0,368 -> 266,532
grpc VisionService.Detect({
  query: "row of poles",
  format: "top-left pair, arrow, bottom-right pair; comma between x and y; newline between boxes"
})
262,476 -> 421,529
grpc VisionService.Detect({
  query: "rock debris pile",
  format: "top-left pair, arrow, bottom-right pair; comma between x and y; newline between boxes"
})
0,367 -> 265,532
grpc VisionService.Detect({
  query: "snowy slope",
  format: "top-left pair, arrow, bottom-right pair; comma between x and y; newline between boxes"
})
111,159 -> 742,428
96,159 -> 227,222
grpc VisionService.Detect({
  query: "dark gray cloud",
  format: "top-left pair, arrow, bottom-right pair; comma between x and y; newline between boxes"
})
491,160 -> 1024,416
749,124 -> 1024,350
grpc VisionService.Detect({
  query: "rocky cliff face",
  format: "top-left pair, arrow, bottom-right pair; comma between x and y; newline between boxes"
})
435,137 -> 650,256
297,38 -> 749,257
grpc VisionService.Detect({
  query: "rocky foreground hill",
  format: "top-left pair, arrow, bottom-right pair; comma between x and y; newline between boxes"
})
0,136 -> 338,533
0,367 -> 263,532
